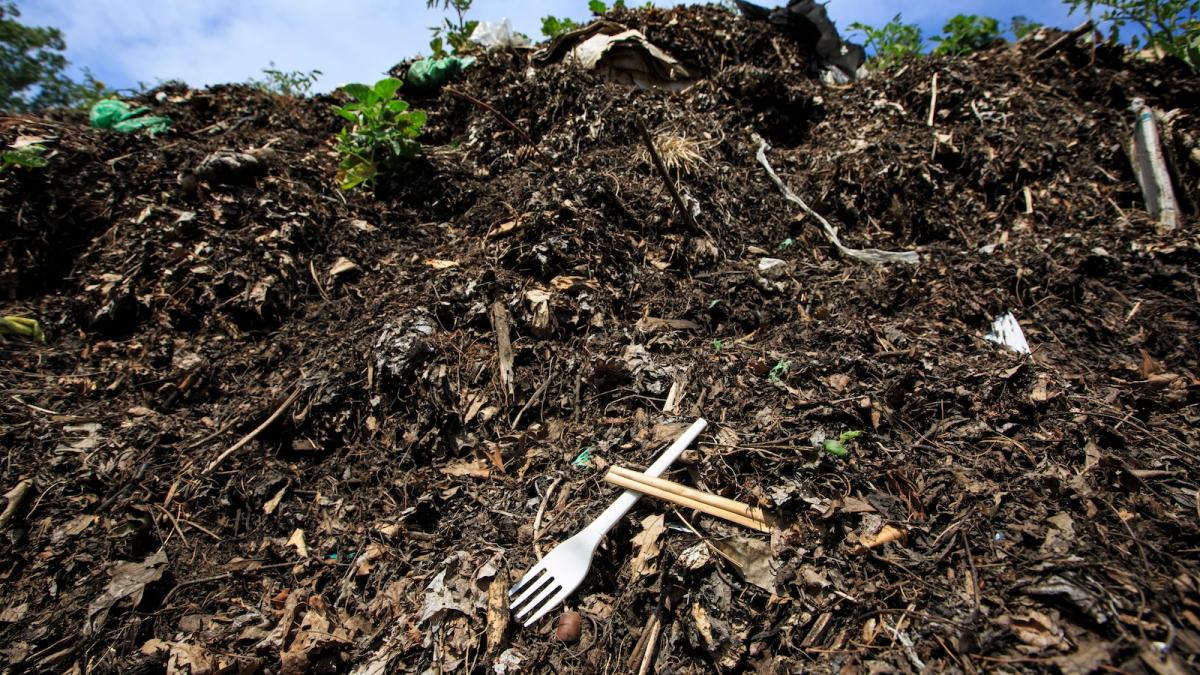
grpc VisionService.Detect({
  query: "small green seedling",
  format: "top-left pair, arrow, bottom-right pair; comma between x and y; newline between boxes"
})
712,338 -> 724,353
767,359 -> 791,382
0,316 -> 46,343
334,78 -> 426,190
251,62 -> 322,96
778,237 -> 794,251
0,144 -> 47,172
823,430 -> 862,458
850,15 -> 924,70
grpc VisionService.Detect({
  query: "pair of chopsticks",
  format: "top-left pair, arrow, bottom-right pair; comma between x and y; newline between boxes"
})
603,465 -> 772,533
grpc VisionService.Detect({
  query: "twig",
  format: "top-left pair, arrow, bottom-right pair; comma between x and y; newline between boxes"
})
532,476 -> 564,559
0,478 -> 34,531
636,614 -> 662,675
1034,20 -> 1095,60
155,504 -> 189,545
926,72 -> 938,127
444,87 -> 552,165
753,134 -> 919,266
203,387 -> 302,474
636,118 -> 706,236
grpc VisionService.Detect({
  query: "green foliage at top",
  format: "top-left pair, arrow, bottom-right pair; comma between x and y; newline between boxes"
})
0,2 -> 86,111
589,0 -> 633,13
250,62 -> 322,97
850,14 -> 924,69
931,14 -> 1004,55
541,15 -> 579,38
427,0 -> 478,58
333,78 -> 426,191
1010,15 -> 1044,39
1067,0 -> 1200,67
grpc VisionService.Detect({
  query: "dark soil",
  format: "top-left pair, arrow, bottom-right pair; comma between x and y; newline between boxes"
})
2,5 -> 1199,673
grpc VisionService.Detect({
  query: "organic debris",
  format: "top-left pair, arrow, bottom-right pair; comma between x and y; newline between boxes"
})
1,5 -> 1198,673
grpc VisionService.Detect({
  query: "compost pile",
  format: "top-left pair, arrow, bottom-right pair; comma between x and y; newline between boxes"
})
2,4 -> 1199,673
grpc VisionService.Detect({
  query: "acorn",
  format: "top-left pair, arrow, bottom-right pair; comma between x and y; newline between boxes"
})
555,610 -> 581,643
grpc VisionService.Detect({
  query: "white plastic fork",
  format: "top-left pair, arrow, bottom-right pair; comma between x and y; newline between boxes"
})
508,418 -> 708,626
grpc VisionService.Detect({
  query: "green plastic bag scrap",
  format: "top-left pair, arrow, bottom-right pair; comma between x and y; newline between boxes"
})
406,56 -> 476,89
89,99 -> 172,135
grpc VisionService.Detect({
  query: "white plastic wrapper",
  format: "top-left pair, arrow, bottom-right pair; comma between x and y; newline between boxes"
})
470,18 -> 530,50
984,312 -> 1031,354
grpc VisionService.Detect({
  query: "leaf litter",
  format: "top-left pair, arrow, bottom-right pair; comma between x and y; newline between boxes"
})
0,4 -> 1198,673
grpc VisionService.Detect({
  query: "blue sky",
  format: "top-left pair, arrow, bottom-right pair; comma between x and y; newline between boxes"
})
18,1 -> 1083,93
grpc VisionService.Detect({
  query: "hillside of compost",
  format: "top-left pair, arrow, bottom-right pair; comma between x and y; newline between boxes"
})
1,4 -> 1199,673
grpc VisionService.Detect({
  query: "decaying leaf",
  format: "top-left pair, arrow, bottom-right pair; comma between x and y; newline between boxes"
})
997,609 -> 1069,652
440,459 -> 491,478
281,595 -> 352,675
85,549 -> 168,635
327,256 -> 360,280
630,513 -> 667,578
485,570 -> 509,654
263,486 -> 288,515
287,528 -> 309,558
710,534 -> 778,594
848,523 -> 906,554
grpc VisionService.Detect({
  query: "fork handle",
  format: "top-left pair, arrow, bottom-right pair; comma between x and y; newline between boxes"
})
581,418 -> 708,539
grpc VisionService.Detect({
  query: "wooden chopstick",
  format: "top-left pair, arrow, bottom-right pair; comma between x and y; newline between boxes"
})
609,466 -> 770,523
604,467 -> 772,533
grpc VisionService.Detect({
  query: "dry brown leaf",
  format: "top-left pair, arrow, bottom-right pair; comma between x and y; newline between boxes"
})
327,257 -> 359,279
848,523 -> 906,554
440,459 -> 491,478
286,529 -> 309,558
998,610 -> 1069,652
711,534 -> 778,594
424,258 -> 459,270
85,549 -> 168,635
263,486 -> 287,515
485,570 -> 509,655
630,513 -> 667,578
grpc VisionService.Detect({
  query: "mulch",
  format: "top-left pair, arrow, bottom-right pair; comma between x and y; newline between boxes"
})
1,5 -> 1199,673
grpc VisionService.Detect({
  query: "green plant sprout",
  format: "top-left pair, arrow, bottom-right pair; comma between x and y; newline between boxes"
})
0,143 -> 47,172
251,62 -> 322,96
334,78 -> 426,191
0,316 -> 45,342
850,15 -> 924,69
767,359 -> 791,382
823,430 -> 862,458
427,0 -> 478,58
712,338 -> 724,353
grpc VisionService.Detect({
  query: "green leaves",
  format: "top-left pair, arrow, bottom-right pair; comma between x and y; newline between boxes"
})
1067,0 -> 1200,70
333,78 -> 426,191
850,15 -> 924,70
541,15 -> 579,38
1,143 -> 47,172
588,0 -> 608,13
822,431 -> 863,458
931,14 -> 1003,56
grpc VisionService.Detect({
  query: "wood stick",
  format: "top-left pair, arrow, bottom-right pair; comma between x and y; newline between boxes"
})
604,471 -> 771,533
635,117 -> 705,235
610,466 -> 769,523
926,72 -> 938,127
1034,20 -> 1094,60
203,387 -> 302,475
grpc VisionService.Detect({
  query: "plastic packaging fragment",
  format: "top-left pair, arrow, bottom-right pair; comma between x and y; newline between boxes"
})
984,312 -> 1031,354
406,56 -> 477,89
470,18 -> 530,50
89,99 -> 172,135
